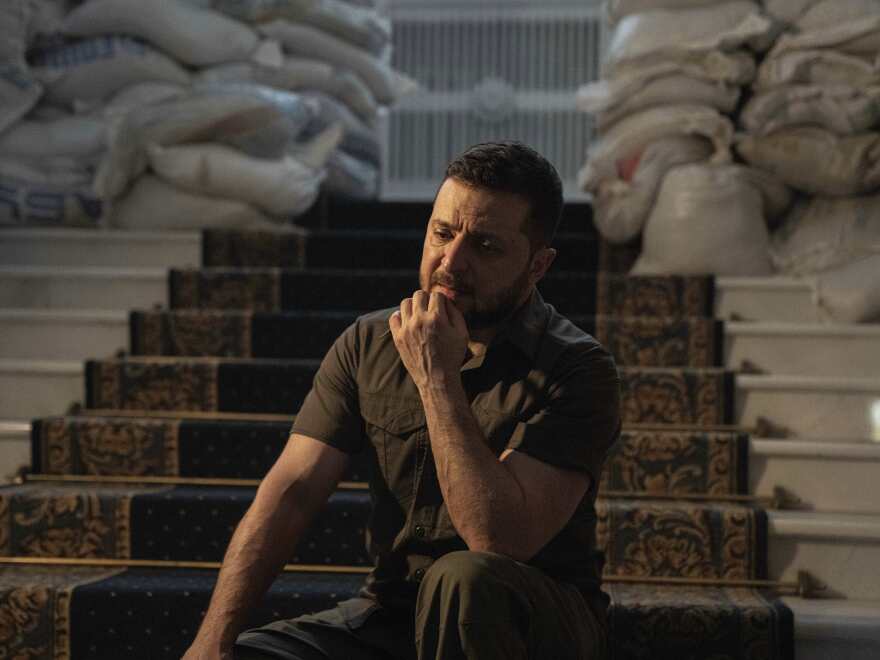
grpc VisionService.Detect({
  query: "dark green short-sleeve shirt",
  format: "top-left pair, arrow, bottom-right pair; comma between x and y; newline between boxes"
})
292,289 -> 621,610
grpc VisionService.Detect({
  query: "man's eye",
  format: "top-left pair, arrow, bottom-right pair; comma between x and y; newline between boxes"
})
434,229 -> 452,241
479,239 -> 498,252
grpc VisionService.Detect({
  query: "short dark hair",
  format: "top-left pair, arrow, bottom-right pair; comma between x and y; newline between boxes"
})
442,141 -> 563,249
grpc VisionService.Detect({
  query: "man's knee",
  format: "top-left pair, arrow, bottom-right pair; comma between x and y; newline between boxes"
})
417,550 -> 526,610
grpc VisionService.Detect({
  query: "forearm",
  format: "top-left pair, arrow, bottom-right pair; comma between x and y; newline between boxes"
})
420,380 -> 527,557
193,479 -> 310,647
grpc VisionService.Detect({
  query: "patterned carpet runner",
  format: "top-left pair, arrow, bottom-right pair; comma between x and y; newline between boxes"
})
1,203 -> 792,659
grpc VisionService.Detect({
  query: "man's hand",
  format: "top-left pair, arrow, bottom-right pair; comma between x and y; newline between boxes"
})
389,290 -> 469,391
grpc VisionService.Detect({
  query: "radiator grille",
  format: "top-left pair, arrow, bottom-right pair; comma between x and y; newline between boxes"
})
382,1 -> 606,200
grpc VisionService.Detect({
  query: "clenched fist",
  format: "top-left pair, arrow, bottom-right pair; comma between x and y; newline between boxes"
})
389,290 -> 469,391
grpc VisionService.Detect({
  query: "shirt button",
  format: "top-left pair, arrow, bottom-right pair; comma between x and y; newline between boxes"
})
414,525 -> 426,538
414,568 -> 426,581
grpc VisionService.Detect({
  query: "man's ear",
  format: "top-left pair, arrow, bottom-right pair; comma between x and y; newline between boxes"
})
528,247 -> 557,285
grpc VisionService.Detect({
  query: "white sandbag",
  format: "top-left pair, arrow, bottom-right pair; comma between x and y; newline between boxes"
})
797,0 -> 880,31
102,82 -> 188,117
259,20 -> 415,104
605,2 -> 776,73
0,116 -> 106,160
110,174 -> 277,230
741,85 -> 880,136
197,58 -> 378,122
30,36 -> 191,108
204,0 -> 391,56
590,136 -> 714,245
814,254 -> 880,323
577,74 -> 740,132
61,0 -> 260,67
607,49 -> 757,86
0,1 -> 43,133
762,0 -> 820,26
755,49 -> 880,89
147,139 -> 329,217
736,128 -> 880,196
770,14 -> 880,58
323,149 -> 378,199
578,105 -> 734,192
95,91 -> 285,199
632,163 -> 777,276
770,195 -> 880,275
300,91 -> 379,165
605,0 -> 758,26
0,158 -> 102,227
192,83 -> 319,158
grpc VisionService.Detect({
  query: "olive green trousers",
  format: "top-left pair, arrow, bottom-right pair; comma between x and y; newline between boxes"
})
235,551 -> 608,660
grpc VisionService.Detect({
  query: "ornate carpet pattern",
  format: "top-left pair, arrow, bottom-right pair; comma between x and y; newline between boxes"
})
3,201 -> 791,659
87,359 -> 734,420
35,419 -> 746,494
0,483 -> 764,581
131,309 -> 722,367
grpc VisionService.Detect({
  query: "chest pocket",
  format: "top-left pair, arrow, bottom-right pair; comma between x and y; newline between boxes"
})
360,395 -> 426,505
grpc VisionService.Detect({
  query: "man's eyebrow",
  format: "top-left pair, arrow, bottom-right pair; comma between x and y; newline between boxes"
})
431,219 -> 506,244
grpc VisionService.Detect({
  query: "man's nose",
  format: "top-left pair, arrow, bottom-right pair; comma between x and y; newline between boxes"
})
441,235 -> 469,273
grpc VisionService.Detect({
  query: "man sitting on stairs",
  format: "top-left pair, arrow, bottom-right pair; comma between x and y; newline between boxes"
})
182,141 -> 622,660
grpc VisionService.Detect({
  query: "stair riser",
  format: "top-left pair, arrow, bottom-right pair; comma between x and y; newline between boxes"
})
715,281 -> 817,323
0,273 -> 166,311
736,384 -> 880,439
0,316 -> 127,360
0,487 -> 764,580
0,232 -> 201,269
770,536 -> 880,601
0,435 -> 29,480
85,361 -> 732,425
751,451 -> 880,514
0,368 -> 82,420
726,331 -> 880,379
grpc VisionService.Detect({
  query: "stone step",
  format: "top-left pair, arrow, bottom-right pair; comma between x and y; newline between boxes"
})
203,227 -> 597,271
0,564 -> 788,660
0,359 -> 82,420
751,439 -> 880,514
725,321 -> 880,379
736,374 -> 880,440
84,357 -> 733,424
0,228 -> 200,269
129,310 -> 722,368
0,266 -> 166,311
715,277 -> 818,323
769,510 -> 880,601
0,421 -> 29,481
0,482 -> 766,580
783,597 -> 880,660
0,309 -> 128,360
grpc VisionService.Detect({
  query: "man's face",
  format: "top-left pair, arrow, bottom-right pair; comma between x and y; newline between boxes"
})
419,177 -> 547,331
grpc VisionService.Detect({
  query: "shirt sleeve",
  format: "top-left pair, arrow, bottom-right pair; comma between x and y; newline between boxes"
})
506,343 -> 621,484
290,318 -> 366,454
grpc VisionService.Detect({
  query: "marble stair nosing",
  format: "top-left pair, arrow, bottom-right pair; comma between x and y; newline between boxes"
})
0,309 -> 128,360
0,266 -> 167,311
725,321 -> 880,379
769,509 -> 880,601
751,438 -> 880,514
0,228 -> 201,269
783,597 -> 880,660
0,359 -> 83,421
715,277 -> 818,323
736,374 -> 880,440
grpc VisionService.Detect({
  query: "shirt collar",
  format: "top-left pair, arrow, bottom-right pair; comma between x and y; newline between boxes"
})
490,287 -> 550,362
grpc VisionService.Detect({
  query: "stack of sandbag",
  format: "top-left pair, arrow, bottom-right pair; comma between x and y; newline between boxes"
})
734,0 -> 880,322
1,0 -> 411,230
576,0 -> 782,259
0,0 -> 103,227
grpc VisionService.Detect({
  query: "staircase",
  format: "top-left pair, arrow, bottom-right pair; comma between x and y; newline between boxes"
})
0,199 -> 877,659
